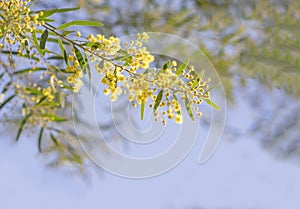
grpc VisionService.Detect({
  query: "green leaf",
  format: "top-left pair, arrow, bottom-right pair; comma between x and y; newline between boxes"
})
185,95 -> 194,121
56,20 -> 103,30
192,70 -> 204,88
85,53 -> 92,92
14,67 -> 47,75
74,46 -> 86,73
32,7 -> 80,17
41,114 -> 68,122
25,87 -> 42,95
155,60 -> 171,79
38,127 -> 44,152
141,102 -> 145,120
38,18 -> 55,22
16,114 -> 31,141
38,9 -> 58,18
1,81 -> 11,94
40,30 -> 48,49
0,72 -> 5,80
47,55 -> 64,60
203,83 -> 220,95
35,96 -> 48,105
32,31 -> 44,55
50,133 -> 59,147
205,99 -> 221,111
153,90 -> 163,113
176,58 -> 190,75
58,37 -> 68,65
0,95 -> 15,111
57,7 -> 80,13
162,60 -> 171,70
62,30 -> 75,36
85,42 -> 101,48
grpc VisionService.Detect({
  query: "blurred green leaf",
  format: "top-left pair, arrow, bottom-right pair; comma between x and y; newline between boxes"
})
38,127 -> 44,152
57,20 -> 103,30
176,58 -> 190,75
205,99 -> 221,111
41,114 -> 68,122
153,90 -> 163,112
0,95 -> 15,111
58,37 -> 68,65
16,114 -> 31,141
73,46 -> 86,73
32,31 -> 44,55
140,102 -> 145,120
185,95 -> 194,120
50,133 -> 59,147
40,30 -> 49,49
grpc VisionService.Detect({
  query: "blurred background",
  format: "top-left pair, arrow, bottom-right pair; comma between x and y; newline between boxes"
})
1,0 -> 300,208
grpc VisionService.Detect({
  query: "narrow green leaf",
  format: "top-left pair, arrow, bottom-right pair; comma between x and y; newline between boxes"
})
185,95 -> 194,121
41,114 -> 68,122
0,95 -> 15,111
62,30 -> 75,36
38,18 -> 55,22
14,67 -> 47,75
56,20 -> 103,30
192,70 -> 204,88
50,133 -> 59,147
205,99 -> 221,111
203,83 -> 220,95
24,40 -> 30,57
36,96 -> 48,105
16,114 -> 31,141
47,55 -> 64,60
1,82 -> 11,94
140,102 -> 145,120
38,9 -> 58,18
40,30 -> 48,49
153,90 -> 163,113
0,72 -> 5,80
85,53 -> 92,92
74,46 -> 86,73
32,31 -> 44,54
162,60 -> 171,70
32,7 -> 79,17
57,7 -> 80,13
176,58 -> 190,75
154,60 -> 171,79
25,87 -> 42,95
85,42 -> 101,48
58,37 -> 68,65
38,127 -> 44,152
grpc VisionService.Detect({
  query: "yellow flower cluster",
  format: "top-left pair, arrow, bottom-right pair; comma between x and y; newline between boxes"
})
92,33 -> 211,124
15,82 -> 64,127
125,32 -> 155,70
86,34 -> 121,56
0,0 -> 44,48
66,55 -> 84,93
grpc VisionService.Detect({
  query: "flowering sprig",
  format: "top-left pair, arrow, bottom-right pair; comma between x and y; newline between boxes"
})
0,0 -> 220,167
